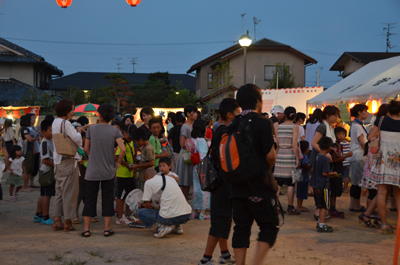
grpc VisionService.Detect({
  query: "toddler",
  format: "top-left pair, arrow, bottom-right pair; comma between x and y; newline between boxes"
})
6,145 -> 26,201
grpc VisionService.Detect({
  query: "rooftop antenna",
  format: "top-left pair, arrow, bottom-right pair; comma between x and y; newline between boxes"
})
128,57 -> 138,73
383,22 -> 397,52
241,13 -> 246,34
113,58 -> 123,73
253,17 -> 261,41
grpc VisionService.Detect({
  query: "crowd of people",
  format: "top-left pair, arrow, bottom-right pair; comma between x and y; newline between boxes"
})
0,84 -> 400,265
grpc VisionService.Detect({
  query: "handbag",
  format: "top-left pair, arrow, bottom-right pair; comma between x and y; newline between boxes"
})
291,168 -> 303,184
53,120 -> 79,157
197,142 -> 220,192
190,151 -> 200,166
369,116 -> 384,154
182,150 -> 192,164
39,169 -> 55,187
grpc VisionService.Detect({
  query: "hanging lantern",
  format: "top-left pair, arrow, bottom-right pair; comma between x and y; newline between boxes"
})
56,0 -> 72,8
308,107 -> 316,115
126,0 -> 141,6
366,100 -> 379,114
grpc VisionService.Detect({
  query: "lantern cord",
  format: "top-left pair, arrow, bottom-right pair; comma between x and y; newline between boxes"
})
4,37 -> 235,47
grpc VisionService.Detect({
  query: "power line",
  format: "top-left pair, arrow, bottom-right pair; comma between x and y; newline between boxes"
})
4,37 -> 234,46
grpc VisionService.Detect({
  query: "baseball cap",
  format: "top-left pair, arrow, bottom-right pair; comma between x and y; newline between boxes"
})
271,105 -> 284,114
125,123 -> 137,138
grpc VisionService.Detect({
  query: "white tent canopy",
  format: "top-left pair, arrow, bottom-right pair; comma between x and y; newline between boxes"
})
308,55 -> 400,106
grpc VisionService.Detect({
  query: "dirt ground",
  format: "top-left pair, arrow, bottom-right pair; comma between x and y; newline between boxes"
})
0,175 -> 399,265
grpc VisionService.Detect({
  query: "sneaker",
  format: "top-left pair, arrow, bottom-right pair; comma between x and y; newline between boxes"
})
9,196 -> 15,202
172,225 -> 183,235
154,223 -> 161,233
41,218 -> 54,225
198,260 -> 215,265
218,255 -> 236,264
14,194 -> 19,200
199,214 -> 210,220
129,221 -> 146,228
317,224 -> 333,232
154,225 -> 173,238
116,214 -> 132,225
192,212 -> 199,219
126,214 -> 139,223
329,210 -> 344,219
33,215 -> 42,223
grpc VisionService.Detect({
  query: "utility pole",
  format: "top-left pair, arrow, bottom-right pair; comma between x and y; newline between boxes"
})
383,23 -> 396,52
316,67 -> 323,86
113,58 -> 123,73
128,57 -> 138,73
241,13 -> 246,34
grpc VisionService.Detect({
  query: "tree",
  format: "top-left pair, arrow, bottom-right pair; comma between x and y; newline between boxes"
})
21,88 -> 57,114
87,85 -> 110,104
103,73 -> 134,112
210,60 -> 234,90
267,62 -> 296,89
164,82 -> 199,107
61,86 -> 86,106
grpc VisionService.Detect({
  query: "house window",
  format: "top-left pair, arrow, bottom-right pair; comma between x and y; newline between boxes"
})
208,73 -> 213,89
264,65 -> 290,81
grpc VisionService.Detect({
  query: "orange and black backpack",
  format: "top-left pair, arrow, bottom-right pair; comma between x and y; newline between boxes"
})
219,113 -> 262,184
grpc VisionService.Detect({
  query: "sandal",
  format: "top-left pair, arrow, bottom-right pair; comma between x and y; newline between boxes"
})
297,207 -> 310,212
91,217 -> 99,223
381,223 -> 393,235
358,213 -> 375,228
81,230 -> 91,237
287,205 -> 300,215
349,206 -> 366,212
104,230 -> 115,237
72,217 -> 80,224
374,218 -> 394,229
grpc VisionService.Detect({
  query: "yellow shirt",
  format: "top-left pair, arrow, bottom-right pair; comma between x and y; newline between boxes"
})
115,140 -> 135,178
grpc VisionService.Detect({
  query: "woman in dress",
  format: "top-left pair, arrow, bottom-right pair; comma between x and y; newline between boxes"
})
185,119 -> 210,220
274,106 -> 300,215
369,100 -> 400,234
176,104 -> 198,200
349,104 -> 369,212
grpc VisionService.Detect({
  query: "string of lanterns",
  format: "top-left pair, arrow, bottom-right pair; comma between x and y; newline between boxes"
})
56,0 -> 141,8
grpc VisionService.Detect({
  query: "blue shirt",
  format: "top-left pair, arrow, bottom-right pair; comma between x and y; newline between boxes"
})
310,154 -> 330,189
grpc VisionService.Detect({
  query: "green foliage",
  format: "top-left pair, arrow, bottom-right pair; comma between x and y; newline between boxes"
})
103,73 -> 134,112
61,86 -> 86,106
267,62 -> 296,89
147,72 -> 171,86
210,60 -> 234,90
21,88 -> 57,115
164,84 -> 199,107
87,85 -> 110,104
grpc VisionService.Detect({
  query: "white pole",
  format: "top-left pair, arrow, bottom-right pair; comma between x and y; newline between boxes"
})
317,68 -> 320,86
276,72 -> 279,89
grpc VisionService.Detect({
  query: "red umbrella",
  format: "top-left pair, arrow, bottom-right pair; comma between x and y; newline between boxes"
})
74,103 -> 99,116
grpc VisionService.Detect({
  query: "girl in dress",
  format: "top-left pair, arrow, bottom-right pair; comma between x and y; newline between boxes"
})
185,119 -> 210,220
6,145 -> 26,201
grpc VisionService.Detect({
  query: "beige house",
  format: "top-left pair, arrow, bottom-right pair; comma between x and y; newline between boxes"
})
0,37 -> 63,105
187,38 -> 317,106
330,52 -> 400,78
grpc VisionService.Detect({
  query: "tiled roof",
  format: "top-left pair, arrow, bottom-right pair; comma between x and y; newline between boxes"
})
330,52 -> 400,71
52,72 -> 196,92
0,37 -> 63,76
0,78 -> 44,106
187,38 -> 317,73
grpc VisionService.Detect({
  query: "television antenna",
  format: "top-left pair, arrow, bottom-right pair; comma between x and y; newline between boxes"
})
383,22 -> 397,52
113,58 -> 123,73
128,57 -> 138,73
253,17 -> 261,41
241,13 -> 246,34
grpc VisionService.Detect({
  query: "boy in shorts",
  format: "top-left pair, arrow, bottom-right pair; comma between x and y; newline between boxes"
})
329,127 -> 353,218
33,120 -> 55,225
310,136 -> 339,232
131,128 -> 155,191
115,124 -> 137,225
149,117 -> 170,172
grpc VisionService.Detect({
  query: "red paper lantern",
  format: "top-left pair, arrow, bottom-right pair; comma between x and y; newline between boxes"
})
56,0 -> 72,8
126,0 -> 141,7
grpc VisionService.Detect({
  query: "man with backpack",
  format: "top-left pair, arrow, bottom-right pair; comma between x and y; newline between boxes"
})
221,84 -> 279,265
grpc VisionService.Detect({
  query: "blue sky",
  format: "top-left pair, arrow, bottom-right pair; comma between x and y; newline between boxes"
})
0,0 -> 399,88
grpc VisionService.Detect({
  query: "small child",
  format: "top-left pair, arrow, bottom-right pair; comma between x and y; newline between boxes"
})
310,136 -> 339,232
158,157 -> 178,182
6,145 -> 26,201
131,128 -> 155,191
33,120 -> 55,225
341,135 -> 351,193
115,124 -> 137,226
296,140 -> 310,212
149,117 -> 170,172
329,127 -> 353,218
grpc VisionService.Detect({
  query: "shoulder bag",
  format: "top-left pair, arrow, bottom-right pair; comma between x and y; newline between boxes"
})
53,120 -> 79,157
369,116 -> 384,154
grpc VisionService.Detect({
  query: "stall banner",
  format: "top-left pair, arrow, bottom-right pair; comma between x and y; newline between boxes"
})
0,106 -> 40,119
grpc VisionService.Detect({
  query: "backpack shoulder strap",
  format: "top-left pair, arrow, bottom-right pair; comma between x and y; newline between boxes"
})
161,174 -> 166,191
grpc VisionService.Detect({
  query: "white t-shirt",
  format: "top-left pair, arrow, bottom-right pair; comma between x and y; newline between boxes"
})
305,122 -> 320,150
297,125 -> 305,143
350,123 -> 367,161
142,174 -> 192,219
9,157 -> 25,176
52,118 -> 82,165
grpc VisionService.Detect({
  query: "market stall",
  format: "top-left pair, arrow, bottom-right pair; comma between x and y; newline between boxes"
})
307,55 -> 400,120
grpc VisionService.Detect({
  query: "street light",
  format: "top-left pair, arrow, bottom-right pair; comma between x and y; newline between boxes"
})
239,30 -> 252,84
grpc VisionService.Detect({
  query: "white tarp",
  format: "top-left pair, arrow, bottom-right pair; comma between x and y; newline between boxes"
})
308,55 -> 400,106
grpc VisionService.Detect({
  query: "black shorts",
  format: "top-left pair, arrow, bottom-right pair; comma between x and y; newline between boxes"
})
117,177 -> 135,200
232,197 -> 279,249
277,180 -> 295,187
329,177 -> 342,197
313,188 -> 329,209
82,178 -> 115,217
40,182 -> 56,196
209,184 -> 232,240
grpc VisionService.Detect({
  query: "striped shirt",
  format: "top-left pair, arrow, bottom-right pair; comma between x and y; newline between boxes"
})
341,141 -> 351,167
